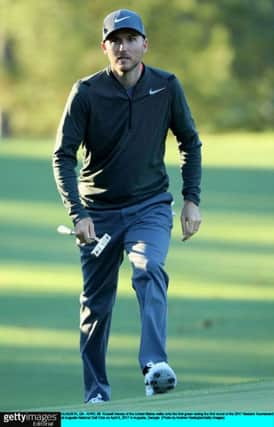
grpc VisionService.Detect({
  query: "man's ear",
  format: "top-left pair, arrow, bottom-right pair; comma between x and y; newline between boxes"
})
143,38 -> 148,54
101,41 -> 107,55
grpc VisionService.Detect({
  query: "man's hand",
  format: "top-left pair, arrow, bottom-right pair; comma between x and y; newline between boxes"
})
181,200 -> 202,242
75,217 -> 96,244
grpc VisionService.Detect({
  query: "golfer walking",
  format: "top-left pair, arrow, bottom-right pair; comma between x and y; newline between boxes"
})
53,9 -> 202,403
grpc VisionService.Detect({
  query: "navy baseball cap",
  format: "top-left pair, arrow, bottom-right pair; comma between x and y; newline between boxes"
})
102,9 -> 146,41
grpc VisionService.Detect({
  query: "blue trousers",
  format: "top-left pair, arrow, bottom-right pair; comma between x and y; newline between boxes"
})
79,192 -> 173,402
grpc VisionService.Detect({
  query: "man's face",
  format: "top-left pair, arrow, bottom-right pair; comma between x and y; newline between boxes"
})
101,29 -> 148,74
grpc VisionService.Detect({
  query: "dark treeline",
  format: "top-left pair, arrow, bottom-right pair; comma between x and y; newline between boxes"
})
0,0 -> 273,136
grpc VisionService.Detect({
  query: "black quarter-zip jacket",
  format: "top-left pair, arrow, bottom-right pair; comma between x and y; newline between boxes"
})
53,65 -> 202,223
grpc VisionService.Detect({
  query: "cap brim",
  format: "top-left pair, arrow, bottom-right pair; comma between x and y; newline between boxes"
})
103,28 -> 145,41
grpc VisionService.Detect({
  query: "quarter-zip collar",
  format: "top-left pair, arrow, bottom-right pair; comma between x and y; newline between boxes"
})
106,64 -> 149,99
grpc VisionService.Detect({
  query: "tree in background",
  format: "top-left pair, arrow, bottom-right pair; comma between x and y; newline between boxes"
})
216,0 -> 274,130
0,0 -> 273,136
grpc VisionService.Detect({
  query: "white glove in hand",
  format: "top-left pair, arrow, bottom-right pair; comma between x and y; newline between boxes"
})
75,217 -> 96,244
181,200 -> 202,242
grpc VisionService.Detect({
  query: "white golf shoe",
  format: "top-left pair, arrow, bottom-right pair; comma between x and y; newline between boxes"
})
144,361 -> 177,397
87,393 -> 105,404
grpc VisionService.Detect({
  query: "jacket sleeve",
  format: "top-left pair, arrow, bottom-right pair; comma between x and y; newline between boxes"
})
169,76 -> 202,206
52,81 -> 90,224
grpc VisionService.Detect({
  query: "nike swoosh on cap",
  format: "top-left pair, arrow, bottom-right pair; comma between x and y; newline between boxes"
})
114,16 -> 131,23
149,87 -> 166,95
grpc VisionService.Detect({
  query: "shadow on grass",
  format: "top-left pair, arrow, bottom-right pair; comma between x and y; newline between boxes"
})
1,292 -> 274,409
0,222 -> 273,268
0,157 -> 273,266
1,154 -> 274,410
1,157 -> 59,204
1,155 -> 274,211
1,292 -> 274,340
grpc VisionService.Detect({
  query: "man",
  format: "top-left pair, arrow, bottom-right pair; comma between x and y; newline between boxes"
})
53,9 -> 202,404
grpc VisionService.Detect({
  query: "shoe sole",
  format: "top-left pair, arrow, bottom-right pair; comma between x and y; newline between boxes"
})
149,366 -> 177,394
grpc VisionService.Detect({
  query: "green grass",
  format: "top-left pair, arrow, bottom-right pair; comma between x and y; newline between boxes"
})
0,132 -> 274,410
27,380 -> 274,412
